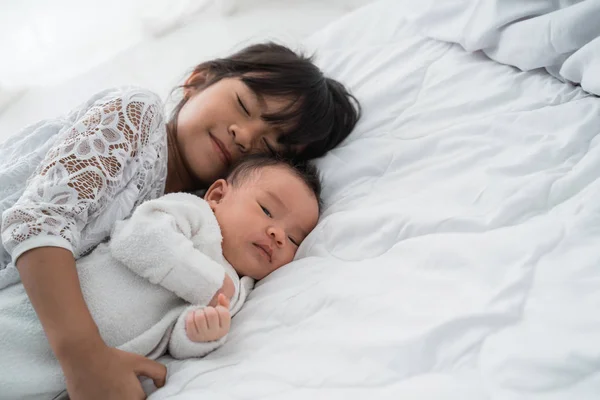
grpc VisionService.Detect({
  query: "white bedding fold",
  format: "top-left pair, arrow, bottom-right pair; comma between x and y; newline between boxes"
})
404,0 -> 600,95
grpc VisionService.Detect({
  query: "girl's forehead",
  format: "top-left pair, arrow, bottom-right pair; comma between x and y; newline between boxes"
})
234,77 -> 298,113
234,78 -> 305,144
249,89 -> 298,116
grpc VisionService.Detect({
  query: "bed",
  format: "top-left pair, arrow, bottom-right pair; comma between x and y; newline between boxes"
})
150,1 -> 600,399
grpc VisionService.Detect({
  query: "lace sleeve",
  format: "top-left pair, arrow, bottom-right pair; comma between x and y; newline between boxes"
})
1,88 -> 164,263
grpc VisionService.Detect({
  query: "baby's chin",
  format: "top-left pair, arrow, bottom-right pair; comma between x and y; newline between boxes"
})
221,248 -> 290,280
221,251 -> 252,277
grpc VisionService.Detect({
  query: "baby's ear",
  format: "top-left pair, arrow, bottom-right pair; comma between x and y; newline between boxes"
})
205,179 -> 229,209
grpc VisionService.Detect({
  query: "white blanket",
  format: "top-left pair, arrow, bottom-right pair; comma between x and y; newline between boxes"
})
150,1 -> 600,399
403,0 -> 600,96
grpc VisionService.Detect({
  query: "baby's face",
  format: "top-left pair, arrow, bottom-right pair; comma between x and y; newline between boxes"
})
206,166 -> 319,280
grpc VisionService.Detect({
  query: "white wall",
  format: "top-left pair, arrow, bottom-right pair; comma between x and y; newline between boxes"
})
0,0 -> 376,142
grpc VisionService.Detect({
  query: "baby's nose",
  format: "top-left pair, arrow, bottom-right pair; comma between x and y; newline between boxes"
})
268,226 -> 285,247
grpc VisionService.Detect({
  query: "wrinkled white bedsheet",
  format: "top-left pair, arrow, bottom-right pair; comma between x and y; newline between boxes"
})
151,1 -> 600,399
404,0 -> 600,96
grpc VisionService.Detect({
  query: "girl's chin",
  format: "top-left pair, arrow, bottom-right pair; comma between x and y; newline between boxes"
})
188,160 -> 225,183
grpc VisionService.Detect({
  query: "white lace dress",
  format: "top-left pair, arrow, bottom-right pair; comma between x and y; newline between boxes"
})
0,87 -> 168,288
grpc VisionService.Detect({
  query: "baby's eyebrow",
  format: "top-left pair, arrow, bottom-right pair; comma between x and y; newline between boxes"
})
264,189 -> 310,238
297,227 -> 309,240
265,190 -> 288,212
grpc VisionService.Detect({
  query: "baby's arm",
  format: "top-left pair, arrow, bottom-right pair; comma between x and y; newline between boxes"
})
109,193 -> 225,305
207,274 -> 235,307
168,294 -> 232,359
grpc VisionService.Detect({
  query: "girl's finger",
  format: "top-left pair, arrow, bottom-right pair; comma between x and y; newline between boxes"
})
131,353 -> 168,388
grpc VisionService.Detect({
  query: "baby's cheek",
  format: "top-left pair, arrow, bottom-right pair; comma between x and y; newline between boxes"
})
278,249 -> 297,268
290,245 -> 301,261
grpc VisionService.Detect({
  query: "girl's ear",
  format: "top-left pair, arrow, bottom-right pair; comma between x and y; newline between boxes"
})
205,179 -> 229,210
183,70 -> 210,97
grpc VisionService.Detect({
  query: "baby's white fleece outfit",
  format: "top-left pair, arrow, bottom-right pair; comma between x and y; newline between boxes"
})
0,193 -> 253,400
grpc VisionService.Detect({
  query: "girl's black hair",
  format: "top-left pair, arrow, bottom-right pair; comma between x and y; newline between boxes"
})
170,42 -> 361,161
227,154 -> 323,213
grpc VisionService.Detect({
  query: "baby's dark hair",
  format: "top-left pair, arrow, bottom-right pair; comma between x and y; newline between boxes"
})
170,42 -> 361,161
227,154 -> 323,213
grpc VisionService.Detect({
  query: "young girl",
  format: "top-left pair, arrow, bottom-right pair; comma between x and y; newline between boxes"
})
0,42 -> 360,399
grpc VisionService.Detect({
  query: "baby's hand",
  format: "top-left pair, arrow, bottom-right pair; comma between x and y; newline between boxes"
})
185,294 -> 231,342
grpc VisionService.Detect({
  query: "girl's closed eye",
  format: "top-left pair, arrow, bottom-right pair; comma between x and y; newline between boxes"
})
288,236 -> 299,246
237,94 -> 250,116
263,138 -> 277,156
260,205 -> 272,218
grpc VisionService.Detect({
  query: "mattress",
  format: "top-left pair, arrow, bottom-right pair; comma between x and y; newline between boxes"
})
150,1 -> 600,399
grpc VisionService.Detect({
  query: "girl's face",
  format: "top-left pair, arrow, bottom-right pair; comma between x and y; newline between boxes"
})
175,77 -> 294,185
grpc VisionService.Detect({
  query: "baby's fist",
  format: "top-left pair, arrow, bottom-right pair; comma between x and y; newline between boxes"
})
186,294 -> 231,342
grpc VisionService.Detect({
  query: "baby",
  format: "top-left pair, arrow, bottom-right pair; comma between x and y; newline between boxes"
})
0,154 -> 321,399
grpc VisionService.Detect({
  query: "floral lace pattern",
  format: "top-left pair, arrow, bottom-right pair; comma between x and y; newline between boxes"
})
1,87 -> 168,271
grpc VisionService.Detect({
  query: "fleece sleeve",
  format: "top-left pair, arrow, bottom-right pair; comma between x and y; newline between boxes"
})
109,192 -> 225,306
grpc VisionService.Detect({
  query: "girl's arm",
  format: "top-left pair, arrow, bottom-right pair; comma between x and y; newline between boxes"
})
17,247 -> 167,398
1,88 -> 167,398
17,248 -> 99,356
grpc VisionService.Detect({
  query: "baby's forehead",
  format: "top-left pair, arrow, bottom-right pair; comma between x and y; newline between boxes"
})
243,166 -> 317,204
228,161 -> 319,209
246,165 -> 305,189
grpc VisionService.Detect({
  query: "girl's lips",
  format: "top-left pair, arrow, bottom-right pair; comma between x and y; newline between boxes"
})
209,133 -> 232,166
254,243 -> 272,263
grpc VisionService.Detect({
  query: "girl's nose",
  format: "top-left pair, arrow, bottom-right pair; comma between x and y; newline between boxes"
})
230,120 -> 266,153
230,125 -> 248,153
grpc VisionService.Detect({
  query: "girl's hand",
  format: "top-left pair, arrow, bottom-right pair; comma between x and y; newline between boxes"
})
61,340 -> 166,400
186,294 -> 231,342
15,247 -> 165,399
